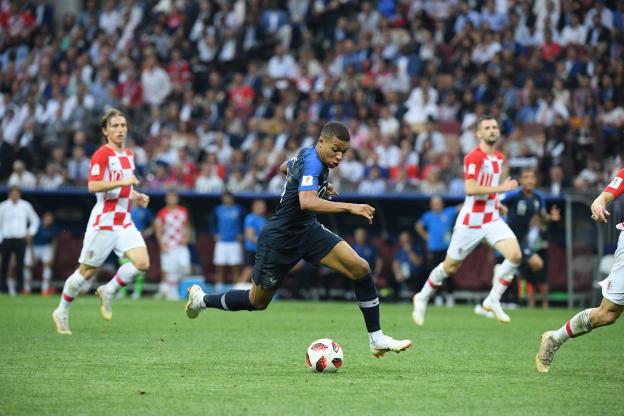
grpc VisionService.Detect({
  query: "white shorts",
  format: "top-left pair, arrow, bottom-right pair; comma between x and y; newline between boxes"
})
214,241 -> 242,266
599,231 -> 624,305
447,220 -> 516,261
78,226 -> 146,267
25,245 -> 53,266
161,245 -> 191,276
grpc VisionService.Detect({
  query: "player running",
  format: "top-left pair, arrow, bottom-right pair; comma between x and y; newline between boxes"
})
535,169 -> 624,372
185,121 -> 411,357
412,115 -> 522,325
496,168 -> 560,309
52,108 -> 150,335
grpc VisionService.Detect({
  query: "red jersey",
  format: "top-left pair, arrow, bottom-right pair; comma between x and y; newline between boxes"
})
87,145 -> 135,231
457,146 -> 504,228
156,206 -> 189,251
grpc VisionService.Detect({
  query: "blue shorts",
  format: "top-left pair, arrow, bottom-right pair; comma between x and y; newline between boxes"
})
252,222 -> 343,290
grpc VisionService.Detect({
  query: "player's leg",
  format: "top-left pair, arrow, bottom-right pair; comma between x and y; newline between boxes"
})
185,238 -> 287,318
213,241 -> 226,291
484,222 -> 521,323
524,253 -> 544,307
318,240 -> 411,356
413,226 -> 482,325
116,256 -> 129,299
96,229 -> 149,320
536,297 -> 624,373
23,246 -> 34,294
53,230 -> 114,334
41,246 -> 55,295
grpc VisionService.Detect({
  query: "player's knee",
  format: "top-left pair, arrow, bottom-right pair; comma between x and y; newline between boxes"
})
250,300 -> 270,310
602,310 -> 620,326
350,258 -> 370,280
133,258 -> 150,272
444,261 -> 460,275
529,257 -> 543,272
509,251 -> 522,265
79,265 -> 97,279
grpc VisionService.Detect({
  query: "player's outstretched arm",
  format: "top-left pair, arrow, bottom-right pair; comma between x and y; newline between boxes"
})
131,190 -> 150,208
591,192 -> 614,223
299,190 -> 375,223
88,175 -> 139,193
465,177 -> 518,196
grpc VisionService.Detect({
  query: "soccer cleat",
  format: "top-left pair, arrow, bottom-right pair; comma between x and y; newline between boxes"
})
535,331 -> 559,373
52,308 -> 72,335
95,286 -> 113,321
482,296 -> 511,323
185,284 -> 206,319
370,335 -> 412,358
412,292 -> 427,326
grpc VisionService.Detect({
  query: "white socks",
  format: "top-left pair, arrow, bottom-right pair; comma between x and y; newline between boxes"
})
488,259 -> 519,301
552,308 -> 594,345
104,262 -> 141,294
420,263 -> 448,301
42,266 -> 52,291
24,269 -> 32,292
59,270 -> 87,311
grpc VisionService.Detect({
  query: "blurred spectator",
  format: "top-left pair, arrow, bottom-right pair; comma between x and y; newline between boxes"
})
358,166 -> 386,195
240,199 -> 267,286
352,227 -> 383,279
195,161 -> 225,193
8,160 -> 37,189
24,212 -> 59,296
211,191 -> 244,291
67,147 -> 90,185
391,231 -> 424,299
38,163 -> 64,190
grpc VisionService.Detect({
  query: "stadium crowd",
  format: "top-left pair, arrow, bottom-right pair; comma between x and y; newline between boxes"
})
0,0 -> 623,195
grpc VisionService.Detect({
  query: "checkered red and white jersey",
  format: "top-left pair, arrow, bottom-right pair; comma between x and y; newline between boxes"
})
156,206 -> 189,251
604,168 -> 624,230
457,146 -> 504,228
87,145 -> 135,231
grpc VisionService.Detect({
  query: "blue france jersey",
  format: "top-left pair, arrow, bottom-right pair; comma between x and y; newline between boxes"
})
32,224 -> 60,246
131,206 -> 154,233
419,206 -> 457,251
214,204 -> 244,242
501,189 -> 544,241
244,213 -> 267,252
262,146 -> 330,246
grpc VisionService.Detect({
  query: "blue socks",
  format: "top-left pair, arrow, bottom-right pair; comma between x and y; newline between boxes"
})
354,274 -> 381,332
204,290 -> 254,311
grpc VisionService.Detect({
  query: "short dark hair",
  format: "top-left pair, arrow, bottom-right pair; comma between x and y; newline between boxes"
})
476,115 -> 497,130
320,121 -> 350,142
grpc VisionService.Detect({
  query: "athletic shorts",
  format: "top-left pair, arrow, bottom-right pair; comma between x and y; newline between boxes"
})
78,226 -> 146,267
214,241 -> 243,266
161,245 -> 191,276
244,249 -> 256,267
25,244 -> 53,266
252,222 -> 343,290
599,231 -> 624,305
447,220 -> 516,261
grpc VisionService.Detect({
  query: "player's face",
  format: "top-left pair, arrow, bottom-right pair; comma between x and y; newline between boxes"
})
166,192 -> 179,207
430,196 -> 443,212
102,115 -> 128,147
319,137 -> 350,169
253,200 -> 266,215
520,170 -> 537,191
9,188 -> 20,201
477,119 -> 500,145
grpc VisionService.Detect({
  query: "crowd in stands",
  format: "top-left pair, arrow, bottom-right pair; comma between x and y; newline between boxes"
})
1,0 -> 623,196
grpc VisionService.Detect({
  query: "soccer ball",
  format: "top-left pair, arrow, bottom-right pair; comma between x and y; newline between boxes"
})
305,338 -> 344,372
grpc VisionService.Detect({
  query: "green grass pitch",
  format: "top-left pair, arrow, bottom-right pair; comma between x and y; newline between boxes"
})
0,296 -> 622,415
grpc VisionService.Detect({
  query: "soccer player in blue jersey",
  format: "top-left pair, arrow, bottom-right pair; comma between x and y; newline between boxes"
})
239,199 -> 267,285
415,196 -> 459,306
211,191 -> 244,291
186,122 -> 411,357
497,168 -> 560,308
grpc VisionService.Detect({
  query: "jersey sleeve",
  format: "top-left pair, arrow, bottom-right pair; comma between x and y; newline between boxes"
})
298,150 -> 323,192
88,150 -> 108,181
244,214 -> 253,229
604,169 -> 624,199
463,151 -> 483,180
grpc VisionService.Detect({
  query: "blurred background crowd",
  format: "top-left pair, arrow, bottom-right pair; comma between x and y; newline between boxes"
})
1,0 -> 623,196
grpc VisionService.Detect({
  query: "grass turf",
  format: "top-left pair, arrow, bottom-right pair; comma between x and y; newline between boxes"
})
0,296 -> 622,416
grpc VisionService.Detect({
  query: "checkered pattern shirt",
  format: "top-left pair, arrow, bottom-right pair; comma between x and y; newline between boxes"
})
87,145 -> 135,231
458,146 -> 504,228
604,168 -> 624,230
156,206 -> 189,251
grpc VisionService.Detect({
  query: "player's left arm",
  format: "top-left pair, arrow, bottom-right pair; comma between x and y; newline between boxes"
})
591,168 -> 624,223
131,190 -> 150,208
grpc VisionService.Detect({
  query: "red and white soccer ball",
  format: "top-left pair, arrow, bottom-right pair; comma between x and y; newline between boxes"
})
306,338 -> 344,373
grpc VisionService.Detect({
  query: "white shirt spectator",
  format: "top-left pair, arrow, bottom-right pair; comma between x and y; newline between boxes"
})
141,66 -> 172,107
267,174 -> 286,194
339,156 -> 365,185
194,174 -> 225,193
375,143 -> 401,169
560,23 -> 587,45
267,54 -> 298,79
38,172 -> 64,190
99,7 -> 121,36
536,99 -> 569,126
584,6 -> 614,30
1,110 -> 23,145
0,198 -> 39,239
8,170 -> 37,189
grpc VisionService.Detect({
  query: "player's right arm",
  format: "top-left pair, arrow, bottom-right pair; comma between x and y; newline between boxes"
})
592,168 -> 624,223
